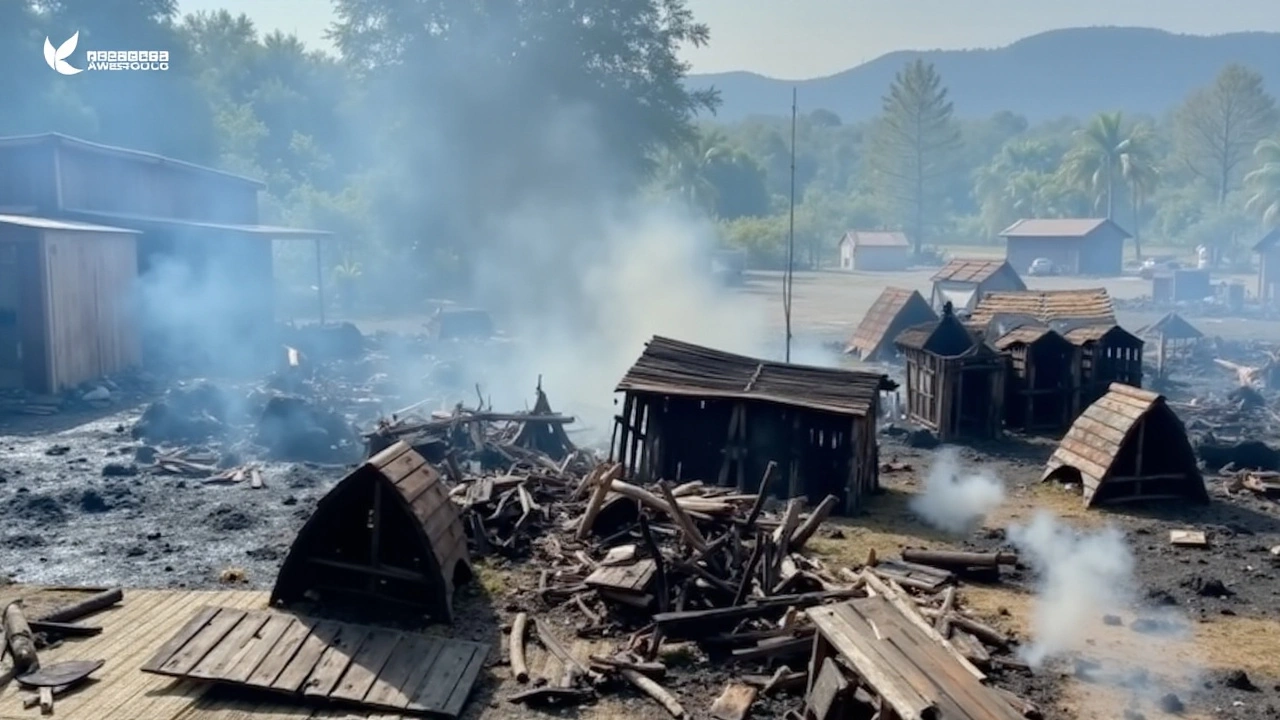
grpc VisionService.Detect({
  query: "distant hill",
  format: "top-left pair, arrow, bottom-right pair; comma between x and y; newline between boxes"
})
687,27 -> 1280,123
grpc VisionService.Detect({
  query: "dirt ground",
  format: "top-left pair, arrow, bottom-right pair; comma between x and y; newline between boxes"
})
2,268 -> 1279,719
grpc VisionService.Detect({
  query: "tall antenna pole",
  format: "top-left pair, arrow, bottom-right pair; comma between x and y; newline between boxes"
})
784,87 -> 797,363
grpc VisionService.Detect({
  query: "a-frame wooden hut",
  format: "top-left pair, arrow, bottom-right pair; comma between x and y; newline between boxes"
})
846,287 -> 938,362
894,302 -> 1007,442
1043,383 -> 1207,507
271,441 -> 472,622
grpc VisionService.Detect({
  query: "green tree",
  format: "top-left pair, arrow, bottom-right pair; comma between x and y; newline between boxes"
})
1244,138 -> 1280,227
867,59 -> 961,255
1059,112 -> 1155,221
1174,64 -> 1278,204
1122,152 -> 1159,259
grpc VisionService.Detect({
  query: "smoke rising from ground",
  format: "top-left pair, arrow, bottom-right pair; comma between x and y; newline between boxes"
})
910,447 -> 1005,534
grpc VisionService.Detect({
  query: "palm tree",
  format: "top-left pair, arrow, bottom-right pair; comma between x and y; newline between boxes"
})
1059,112 -> 1156,220
662,131 -> 726,215
1121,137 -> 1160,260
1244,138 -> 1280,227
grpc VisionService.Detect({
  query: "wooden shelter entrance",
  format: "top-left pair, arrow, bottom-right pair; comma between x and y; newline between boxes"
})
271,442 -> 472,622
613,336 -> 895,514
1042,383 -> 1207,507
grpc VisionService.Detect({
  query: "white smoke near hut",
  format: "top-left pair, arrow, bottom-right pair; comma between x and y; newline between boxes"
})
909,446 -> 1005,534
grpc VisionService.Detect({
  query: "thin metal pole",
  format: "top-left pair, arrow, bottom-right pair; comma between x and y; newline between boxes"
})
314,237 -> 325,324
784,87 -> 797,363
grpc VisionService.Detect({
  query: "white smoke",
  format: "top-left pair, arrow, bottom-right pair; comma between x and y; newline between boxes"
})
909,446 -> 1005,534
1007,512 -> 1136,667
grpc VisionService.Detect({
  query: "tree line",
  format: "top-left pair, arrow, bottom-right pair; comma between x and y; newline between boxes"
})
699,61 -> 1280,270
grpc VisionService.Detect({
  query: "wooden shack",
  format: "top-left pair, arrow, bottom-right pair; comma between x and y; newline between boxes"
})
1137,312 -> 1203,375
894,303 -> 1007,442
1043,383 -> 1207,507
613,336 -> 896,514
1062,325 -> 1144,412
271,441 -> 472,623
845,286 -> 938,362
929,258 -> 1026,315
993,326 -> 1075,433
0,214 -> 141,393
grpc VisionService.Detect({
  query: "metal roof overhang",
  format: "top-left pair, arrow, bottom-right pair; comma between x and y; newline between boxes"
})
65,210 -> 334,239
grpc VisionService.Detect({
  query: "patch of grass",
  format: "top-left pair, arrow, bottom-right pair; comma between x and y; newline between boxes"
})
807,483 -> 957,570
1195,615 -> 1280,679
987,481 -> 1105,529
471,560 -> 515,596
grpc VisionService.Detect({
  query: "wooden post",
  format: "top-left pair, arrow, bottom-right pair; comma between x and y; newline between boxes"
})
1158,334 -> 1167,377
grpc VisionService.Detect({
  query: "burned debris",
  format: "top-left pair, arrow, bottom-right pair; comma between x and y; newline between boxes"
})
613,336 -> 896,513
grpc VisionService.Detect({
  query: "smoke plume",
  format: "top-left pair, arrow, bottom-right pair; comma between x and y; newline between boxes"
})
910,446 -> 1005,534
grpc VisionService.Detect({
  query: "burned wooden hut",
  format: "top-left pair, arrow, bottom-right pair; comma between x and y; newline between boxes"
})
271,441 -> 472,622
613,336 -> 896,514
1043,383 -> 1207,507
992,325 -> 1075,433
845,286 -> 938,362
1062,324 -> 1144,412
1137,312 -> 1203,375
893,303 -> 1007,442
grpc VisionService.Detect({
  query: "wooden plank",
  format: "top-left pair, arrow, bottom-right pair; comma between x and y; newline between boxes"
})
806,657 -> 847,720
1169,529 -> 1207,547
710,682 -> 758,720
188,610 -> 271,680
328,629 -> 402,702
364,635 -> 445,708
244,616 -> 313,688
139,605 -> 220,673
157,608 -> 248,676
374,446 -> 422,481
407,641 -> 478,713
304,624 -> 371,697
272,620 -> 342,692
223,613 -> 297,684
438,642 -> 489,717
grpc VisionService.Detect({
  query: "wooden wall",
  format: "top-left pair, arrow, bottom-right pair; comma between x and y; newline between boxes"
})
40,230 -> 140,392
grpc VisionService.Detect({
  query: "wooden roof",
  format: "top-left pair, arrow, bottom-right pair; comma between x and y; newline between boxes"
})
894,304 -> 994,357
1062,324 -> 1140,346
1042,383 -> 1206,506
1137,312 -> 1203,341
1000,217 -> 1130,239
992,325 -> 1068,350
930,257 -> 1019,284
846,287 -> 937,358
969,288 -> 1116,327
617,336 -> 896,417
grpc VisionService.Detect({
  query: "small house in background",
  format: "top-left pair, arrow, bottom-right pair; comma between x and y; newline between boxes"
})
1001,218 -> 1129,276
1253,228 -> 1280,307
845,287 -> 937,362
894,303 -> 1007,442
614,336 -> 896,514
1044,383 -> 1207,508
993,326 -> 1075,433
0,215 -> 140,393
929,258 -> 1026,314
837,230 -> 910,271
1137,312 -> 1203,376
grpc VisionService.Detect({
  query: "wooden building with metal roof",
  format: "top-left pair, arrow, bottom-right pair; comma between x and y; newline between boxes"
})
1043,383 -> 1207,507
845,286 -> 937,362
614,336 -> 896,513
929,258 -> 1026,314
893,303 -> 1007,442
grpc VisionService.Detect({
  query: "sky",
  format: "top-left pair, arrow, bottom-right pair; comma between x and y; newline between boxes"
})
179,0 -> 1280,79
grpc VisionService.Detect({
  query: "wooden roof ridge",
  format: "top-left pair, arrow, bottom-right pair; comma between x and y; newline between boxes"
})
846,286 -> 935,357
1041,383 -> 1205,507
969,288 -> 1115,327
616,336 -> 897,417
1137,312 -> 1203,340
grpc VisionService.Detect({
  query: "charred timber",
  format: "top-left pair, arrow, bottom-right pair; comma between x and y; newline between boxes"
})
900,549 -> 1018,571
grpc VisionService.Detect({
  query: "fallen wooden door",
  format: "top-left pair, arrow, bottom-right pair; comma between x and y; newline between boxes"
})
141,606 -> 488,717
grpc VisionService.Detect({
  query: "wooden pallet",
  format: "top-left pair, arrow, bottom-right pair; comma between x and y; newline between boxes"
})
140,606 -> 488,718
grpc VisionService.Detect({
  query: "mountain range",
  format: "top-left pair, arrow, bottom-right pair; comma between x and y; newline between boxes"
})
686,27 -> 1280,123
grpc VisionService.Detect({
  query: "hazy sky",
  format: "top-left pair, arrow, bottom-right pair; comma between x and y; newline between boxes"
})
179,0 -> 1280,78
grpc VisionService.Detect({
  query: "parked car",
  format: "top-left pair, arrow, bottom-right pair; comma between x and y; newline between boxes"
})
1027,257 -> 1056,276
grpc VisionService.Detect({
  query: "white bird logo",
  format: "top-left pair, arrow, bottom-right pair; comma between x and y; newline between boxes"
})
44,33 -> 83,75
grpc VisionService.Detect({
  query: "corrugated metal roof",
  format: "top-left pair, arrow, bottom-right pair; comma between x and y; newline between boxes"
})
1042,383 -> 1205,507
1136,312 -> 1204,341
847,287 -> 937,358
67,210 -> 333,239
617,336 -> 897,417
0,213 -> 138,234
0,132 -> 266,189
1000,218 -> 1127,238
969,289 -> 1116,327
930,258 -> 1018,284
842,230 -> 909,248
